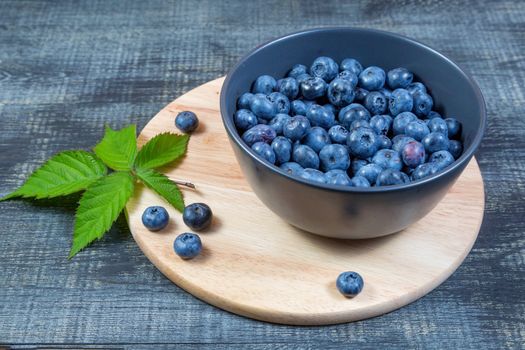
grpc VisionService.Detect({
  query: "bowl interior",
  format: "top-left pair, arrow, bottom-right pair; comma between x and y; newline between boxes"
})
222,28 -> 485,176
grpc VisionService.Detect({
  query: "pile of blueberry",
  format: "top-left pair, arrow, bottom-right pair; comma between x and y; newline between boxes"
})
234,57 -> 463,187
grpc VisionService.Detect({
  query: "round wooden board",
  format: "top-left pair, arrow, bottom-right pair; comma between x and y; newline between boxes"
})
126,77 -> 485,325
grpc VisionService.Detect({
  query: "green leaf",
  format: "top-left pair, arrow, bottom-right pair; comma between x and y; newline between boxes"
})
69,172 -> 134,258
135,132 -> 189,170
94,124 -> 137,171
136,168 -> 184,212
1,150 -> 107,200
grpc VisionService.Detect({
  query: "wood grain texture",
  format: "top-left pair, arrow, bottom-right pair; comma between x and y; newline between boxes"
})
126,78 -> 485,325
0,0 -> 523,348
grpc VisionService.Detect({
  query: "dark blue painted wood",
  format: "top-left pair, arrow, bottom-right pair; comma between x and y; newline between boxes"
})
0,0 -> 523,349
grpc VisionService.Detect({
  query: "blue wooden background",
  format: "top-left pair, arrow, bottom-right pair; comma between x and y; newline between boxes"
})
0,1 -> 524,349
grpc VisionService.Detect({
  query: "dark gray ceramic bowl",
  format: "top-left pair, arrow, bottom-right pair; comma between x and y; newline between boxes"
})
220,27 -> 486,239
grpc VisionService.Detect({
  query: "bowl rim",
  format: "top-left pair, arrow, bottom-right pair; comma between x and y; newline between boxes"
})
220,27 -> 487,193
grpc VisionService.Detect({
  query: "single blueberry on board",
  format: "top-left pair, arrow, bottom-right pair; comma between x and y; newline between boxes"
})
448,140 -> 463,159
376,168 -> 410,186
401,141 -> 426,168
306,104 -> 335,129
364,91 -> 388,115
358,66 -> 386,91
352,175 -> 371,188
387,67 -> 413,89
412,91 -> 434,117
288,64 -> 308,79
237,92 -> 254,109
303,126 -> 331,153
175,111 -> 199,133
405,119 -> 430,141
327,77 -> 355,107
174,232 -> 202,260
271,136 -> 292,164
328,125 -> 349,144
252,142 -> 276,164
389,88 -> 414,116
430,150 -> 455,170
142,206 -> 169,231
183,203 -> 213,231
347,127 -> 379,159
282,115 -> 311,141
292,144 -> 320,169
393,111 -> 417,135
280,162 -> 304,176
234,109 -> 258,131
445,117 -> 462,140
340,58 -> 363,76
276,77 -> 299,99
242,124 -> 276,146
422,132 -> 449,153
300,168 -> 327,184
300,76 -> 328,100
249,94 -> 276,120
324,169 -> 353,186
310,56 -> 339,81
336,271 -> 364,297
372,149 -> 403,171
319,144 -> 350,171
411,162 -> 440,180
356,163 -> 383,185
290,99 -> 307,116
252,75 -> 277,94
338,103 -> 371,130
427,117 -> 449,137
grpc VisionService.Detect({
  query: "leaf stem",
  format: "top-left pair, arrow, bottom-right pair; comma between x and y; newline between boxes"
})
174,180 -> 195,189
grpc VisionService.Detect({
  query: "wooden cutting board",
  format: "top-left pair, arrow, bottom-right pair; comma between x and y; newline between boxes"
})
126,77 -> 484,325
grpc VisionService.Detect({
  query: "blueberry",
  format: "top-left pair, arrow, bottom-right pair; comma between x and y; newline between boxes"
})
306,104 -> 335,129
350,158 -> 369,176
268,92 -> 290,115
276,77 -> 299,99
401,141 -> 426,168
300,77 -> 327,100
290,100 -> 307,116
412,91 -> 433,117
357,163 -> 383,185
252,142 -> 276,164
252,75 -> 277,94
175,111 -> 199,133
364,91 -> 388,115
338,103 -> 371,129
296,73 -> 311,85
430,150 -> 455,170
300,168 -> 326,184
389,88 -> 414,116
376,169 -> 410,186
325,169 -> 353,186
387,68 -> 413,89
142,206 -> 169,231
448,140 -> 463,159
237,92 -> 254,109
405,119 -> 430,141
303,126 -> 331,153
319,144 -> 350,171
393,111 -> 417,135
427,111 -> 442,119
242,124 -> 276,146
270,136 -> 292,164
406,82 -> 427,96
358,66 -> 386,91
411,162 -> 440,180
280,162 -> 304,176
174,232 -> 202,259
378,87 -> 393,99
340,58 -> 363,76
249,94 -> 276,120
310,56 -> 339,82
323,103 -> 338,116
234,109 -> 258,131
288,64 -> 308,79
352,175 -> 371,188
328,125 -> 349,144
372,149 -> 403,171
183,203 -> 213,231
354,87 -> 369,102
336,271 -> 364,297
377,134 -> 392,149
350,119 -> 371,131
293,144 -> 320,169
337,70 -> 358,88
282,115 -> 311,141
391,135 -> 416,153
427,119 -> 448,140
422,132 -> 449,153
327,77 -> 355,107
369,114 -> 392,135
268,113 -> 291,134
347,127 -> 379,159
445,117 -> 462,140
